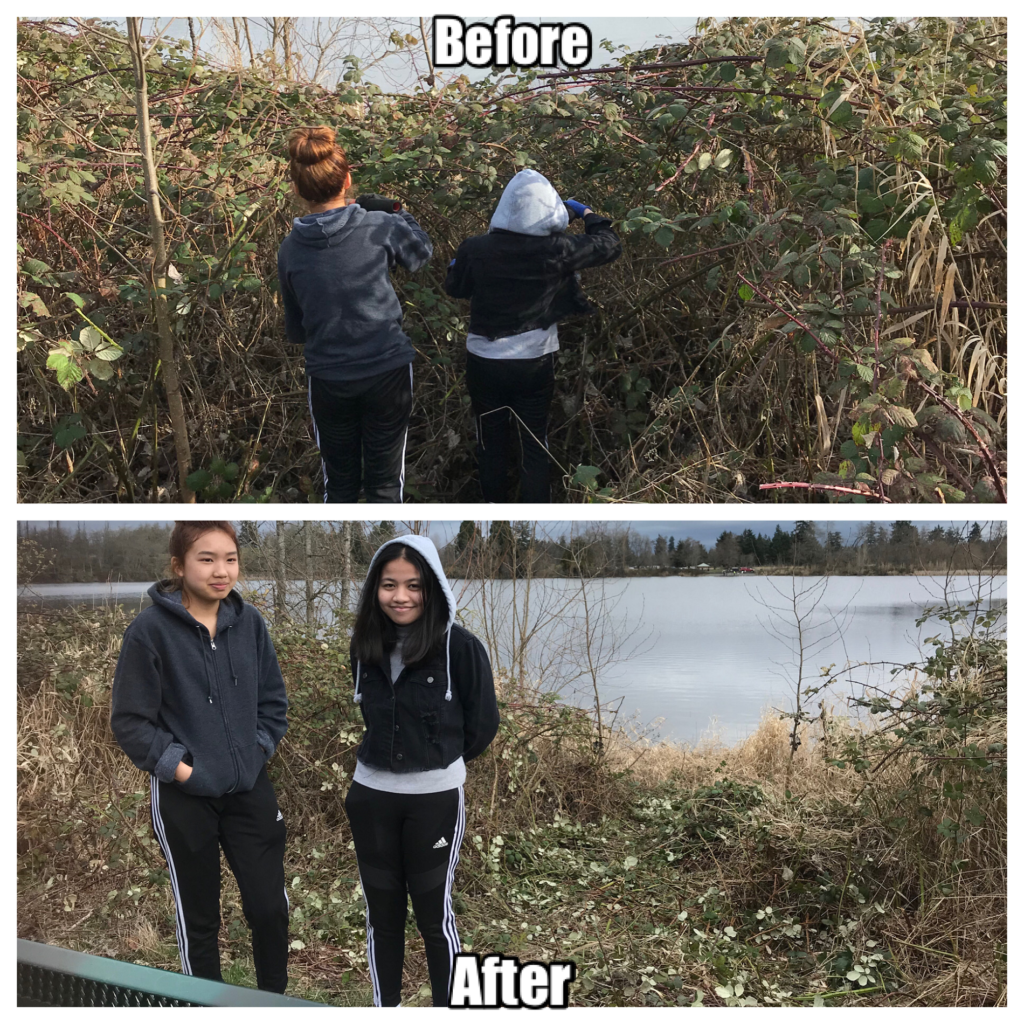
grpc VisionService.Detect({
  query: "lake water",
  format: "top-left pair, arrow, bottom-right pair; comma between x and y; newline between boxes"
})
19,575 -> 1005,745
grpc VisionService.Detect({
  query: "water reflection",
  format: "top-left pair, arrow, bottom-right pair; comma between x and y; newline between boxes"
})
19,574 -> 1005,746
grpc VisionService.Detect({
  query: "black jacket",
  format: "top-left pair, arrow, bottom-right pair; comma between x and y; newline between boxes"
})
444,212 -> 622,339
111,584 -> 289,798
351,624 -> 499,773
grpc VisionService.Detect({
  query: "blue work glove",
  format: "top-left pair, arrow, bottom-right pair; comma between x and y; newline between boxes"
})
449,258 -> 456,266
564,198 -> 588,221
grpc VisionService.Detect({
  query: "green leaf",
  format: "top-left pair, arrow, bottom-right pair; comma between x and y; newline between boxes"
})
22,258 -> 53,277
864,218 -> 889,240
56,360 -> 84,390
54,416 -> 86,449
93,342 -> 123,362
719,62 -> 737,82
713,148 -> 734,170
765,39 -> 790,68
830,101 -> 853,124
572,465 -> 601,489
654,226 -> 675,247
738,283 -> 754,301
46,348 -> 69,370
888,406 -> 918,428
698,152 -> 713,171
186,469 -> 213,492
86,358 -> 114,380
64,292 -> 86,308
78,325 -> 102,351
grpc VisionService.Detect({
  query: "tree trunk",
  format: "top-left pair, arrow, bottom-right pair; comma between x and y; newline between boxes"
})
419,17 -> 435,85
283,18 -> 294,80
242,17 -> 256,70
340,521 -> 352,613
275,520 -> 288,623
126,18 -> 194,502
231,18 -> 242,67
305,523 -> 314,625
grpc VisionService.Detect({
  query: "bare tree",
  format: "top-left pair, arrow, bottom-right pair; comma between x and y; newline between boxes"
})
340,522 -> 353,613
125,18 -> 193,502
304,523 -> 315,625
242,17 -> 256,69
275,520 -> 287,623
457,523 -> 653,752
751,574 -> 858,788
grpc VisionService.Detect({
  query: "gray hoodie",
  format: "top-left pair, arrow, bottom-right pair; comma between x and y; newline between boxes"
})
111,584 -> 289,798
276,203 -> 433,381
488,168 -> 570,236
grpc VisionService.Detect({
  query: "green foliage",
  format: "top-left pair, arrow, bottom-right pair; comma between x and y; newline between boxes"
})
15,16 -> 1005,501
831,598 -> 1006,878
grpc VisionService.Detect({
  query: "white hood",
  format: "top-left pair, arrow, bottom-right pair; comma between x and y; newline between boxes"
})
354,534 -> 456,703
489,168 -> 569,236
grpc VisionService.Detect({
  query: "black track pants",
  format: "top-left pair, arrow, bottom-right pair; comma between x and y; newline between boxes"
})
307,364 -> 413,503
149,767 -> 289,993
343,782 -> 466,1006
465,351 -> 555,503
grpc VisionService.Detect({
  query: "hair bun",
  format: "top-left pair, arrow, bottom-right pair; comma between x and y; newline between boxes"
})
289,126 -> 337,166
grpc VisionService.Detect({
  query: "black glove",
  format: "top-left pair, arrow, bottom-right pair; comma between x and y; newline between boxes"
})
356,193 -> 403,213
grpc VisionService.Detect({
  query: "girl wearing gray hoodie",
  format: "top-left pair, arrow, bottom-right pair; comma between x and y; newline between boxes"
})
111,521 -> 290,992
277,126 -> 434,503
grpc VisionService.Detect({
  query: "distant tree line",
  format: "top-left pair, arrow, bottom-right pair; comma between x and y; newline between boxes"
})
17,520 -> 1005,586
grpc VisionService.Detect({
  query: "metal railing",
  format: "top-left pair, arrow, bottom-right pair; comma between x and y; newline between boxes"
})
18,939 -> 324,1007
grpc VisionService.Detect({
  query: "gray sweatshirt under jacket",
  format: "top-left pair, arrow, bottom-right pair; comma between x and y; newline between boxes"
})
276,203 -> 433,381
110,584 -> 289,799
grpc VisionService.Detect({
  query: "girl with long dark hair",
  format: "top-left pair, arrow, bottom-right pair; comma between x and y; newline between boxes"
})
277,126 -> 434,502
346,535 -> 499,1006
111,521 -> 290,992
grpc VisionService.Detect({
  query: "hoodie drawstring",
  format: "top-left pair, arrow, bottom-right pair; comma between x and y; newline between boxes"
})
354,661 -> 363,703
445,629 -> 452,701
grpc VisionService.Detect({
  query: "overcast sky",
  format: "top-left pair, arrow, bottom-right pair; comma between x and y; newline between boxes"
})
119,17 -> 702,91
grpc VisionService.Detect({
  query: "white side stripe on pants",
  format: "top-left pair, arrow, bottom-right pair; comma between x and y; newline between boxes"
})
440,786 -> 466,991
149,777 -> 192,975
397,364 -> 412,503
307,379 -> 330,503
357,868 -> 382,1007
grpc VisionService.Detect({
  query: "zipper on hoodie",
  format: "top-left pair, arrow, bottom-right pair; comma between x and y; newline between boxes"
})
199,623 -> 241,793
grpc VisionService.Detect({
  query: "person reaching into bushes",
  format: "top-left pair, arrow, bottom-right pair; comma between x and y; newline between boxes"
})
444,168 -> 622,502
345,535 -> 499,1006
277,125 -> 434,503
110,521 -> 290,993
